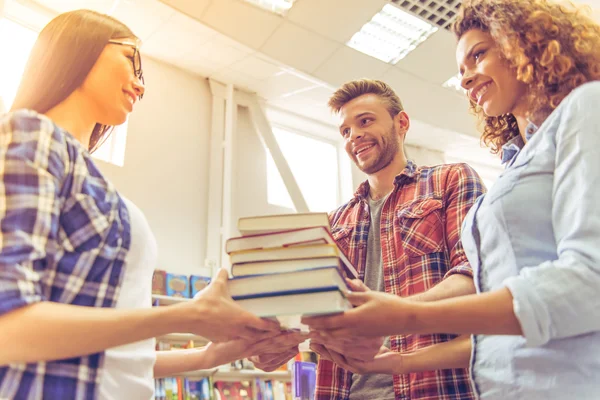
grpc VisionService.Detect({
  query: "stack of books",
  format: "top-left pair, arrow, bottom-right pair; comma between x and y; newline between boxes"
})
226,213 -> 359,329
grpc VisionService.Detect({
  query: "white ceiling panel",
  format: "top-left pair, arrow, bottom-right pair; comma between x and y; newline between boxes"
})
293,85 -> 334,105
395,28 -> 459,84
380,67 -> 476,137
31,0 -> 112,13
313,45 -> 391,87
211,67 -> 263,93
176,56 -> 222,77
201,0 -> 282,49
268,95 -> 338,130
158,0 -> 212,20
286,0 -> 387,43
193,36 -> 252,68
260,22 -> 341,74
4,0 -> 53,31
229,54 -> 284,81
260,71 -> 321,99
142,12 -> 217,59
111,0 -> 176,41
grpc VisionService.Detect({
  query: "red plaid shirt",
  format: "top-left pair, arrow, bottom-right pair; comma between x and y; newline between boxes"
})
316,161 -> 485,400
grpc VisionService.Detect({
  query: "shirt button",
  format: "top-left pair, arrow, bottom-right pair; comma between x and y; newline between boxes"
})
416,210 -> 423,215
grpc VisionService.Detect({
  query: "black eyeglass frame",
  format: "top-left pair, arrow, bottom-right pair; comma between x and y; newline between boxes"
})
108,39 -> 144,99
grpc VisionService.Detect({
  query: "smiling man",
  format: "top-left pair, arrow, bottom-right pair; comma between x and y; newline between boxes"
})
312,79 -> 484,400
251,79 -> 485,400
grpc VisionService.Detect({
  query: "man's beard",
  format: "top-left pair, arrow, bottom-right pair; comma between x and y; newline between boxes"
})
355,126 -> 399,175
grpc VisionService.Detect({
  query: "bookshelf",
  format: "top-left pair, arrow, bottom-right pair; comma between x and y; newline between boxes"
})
158,333 -> 209,345
153,294 -> 293,394
177,369 -> 291,382
152,294 -> 189,306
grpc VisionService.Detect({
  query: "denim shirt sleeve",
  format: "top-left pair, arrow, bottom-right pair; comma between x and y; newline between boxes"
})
504,82 -> 600,347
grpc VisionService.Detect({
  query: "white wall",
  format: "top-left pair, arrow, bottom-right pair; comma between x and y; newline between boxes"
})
96,57 -> 212,277
233,106 -> 294,226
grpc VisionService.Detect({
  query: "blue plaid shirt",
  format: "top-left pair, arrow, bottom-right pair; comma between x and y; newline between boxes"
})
0,110 -> 131,399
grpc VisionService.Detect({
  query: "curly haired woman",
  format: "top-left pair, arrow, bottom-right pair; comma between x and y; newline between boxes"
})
302,1 -> 600,398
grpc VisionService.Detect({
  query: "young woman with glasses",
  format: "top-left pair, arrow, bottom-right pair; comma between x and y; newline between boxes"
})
0,9 -> 296,400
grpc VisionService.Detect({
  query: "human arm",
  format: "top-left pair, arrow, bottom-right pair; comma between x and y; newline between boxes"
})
154,331 -> 304,378
0,269 -> 278,366
310,334 -> 471,375
406,274 -> 475,302
302,286 -> 521,338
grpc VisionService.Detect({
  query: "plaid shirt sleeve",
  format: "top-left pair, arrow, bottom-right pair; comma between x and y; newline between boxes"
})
443,163 -> 486,279
0,111 -> 130,400
0,112 -> 67,316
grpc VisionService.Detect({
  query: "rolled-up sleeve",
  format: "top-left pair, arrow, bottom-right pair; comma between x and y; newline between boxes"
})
0,113 -> 66,315
504,83 -> 600,347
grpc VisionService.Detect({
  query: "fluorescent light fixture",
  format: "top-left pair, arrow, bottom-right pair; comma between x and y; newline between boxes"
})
443,73 -> 466,93
347,4 -> 438,64
244,0 -> 295,15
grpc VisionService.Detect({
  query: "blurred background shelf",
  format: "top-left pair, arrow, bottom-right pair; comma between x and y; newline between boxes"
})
178,369 -> 291,382
158,332 -> 208,345
152,294 -> 190,305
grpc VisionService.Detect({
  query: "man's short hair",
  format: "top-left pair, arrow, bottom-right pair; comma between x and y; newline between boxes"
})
328,79 -> 404,118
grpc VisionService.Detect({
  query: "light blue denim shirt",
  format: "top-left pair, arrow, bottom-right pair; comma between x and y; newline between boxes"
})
461,81 -> 600,399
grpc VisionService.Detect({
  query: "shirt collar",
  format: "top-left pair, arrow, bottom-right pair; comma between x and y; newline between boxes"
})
354,160 -> 419,200
500,121 -> 539,164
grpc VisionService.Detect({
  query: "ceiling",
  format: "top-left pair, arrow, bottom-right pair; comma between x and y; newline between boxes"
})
4,0 -> 599,156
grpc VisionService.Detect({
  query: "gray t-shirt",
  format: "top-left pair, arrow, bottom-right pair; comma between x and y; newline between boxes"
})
349,195 -> 395,400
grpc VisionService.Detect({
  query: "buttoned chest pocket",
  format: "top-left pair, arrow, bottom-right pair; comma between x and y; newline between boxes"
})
331,226 -> 353,256
396,199 -> 444,257
486,151 -> 535,204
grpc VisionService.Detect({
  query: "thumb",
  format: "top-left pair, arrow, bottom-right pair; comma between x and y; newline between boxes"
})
214,268 -> 229,283
345,278 -> 369,292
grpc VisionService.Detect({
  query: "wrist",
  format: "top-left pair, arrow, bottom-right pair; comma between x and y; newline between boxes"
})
191,346 -> 212,370
393,297 -> 427,334
168,301 -> 207,334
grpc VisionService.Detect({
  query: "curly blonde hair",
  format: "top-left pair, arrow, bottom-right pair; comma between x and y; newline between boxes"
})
452,0 -> 600,153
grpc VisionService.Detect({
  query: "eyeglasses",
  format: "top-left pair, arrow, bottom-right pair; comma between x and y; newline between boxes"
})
108,39 -> 144,99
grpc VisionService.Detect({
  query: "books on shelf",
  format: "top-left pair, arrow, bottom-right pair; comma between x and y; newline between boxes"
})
291,361 -> 316,400
152,270 -> 211,298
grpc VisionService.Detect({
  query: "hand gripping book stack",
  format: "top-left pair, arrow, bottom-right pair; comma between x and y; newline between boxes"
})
226,212 -> 359,330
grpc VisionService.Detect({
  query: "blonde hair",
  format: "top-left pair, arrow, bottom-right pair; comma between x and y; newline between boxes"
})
328,79 -> 404,117
453,0 -> 600,153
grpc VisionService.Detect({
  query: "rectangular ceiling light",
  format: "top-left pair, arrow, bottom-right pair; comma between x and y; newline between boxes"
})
244,0 -> 296,15
347,4 -> 438,64
443,73 -> 466,93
